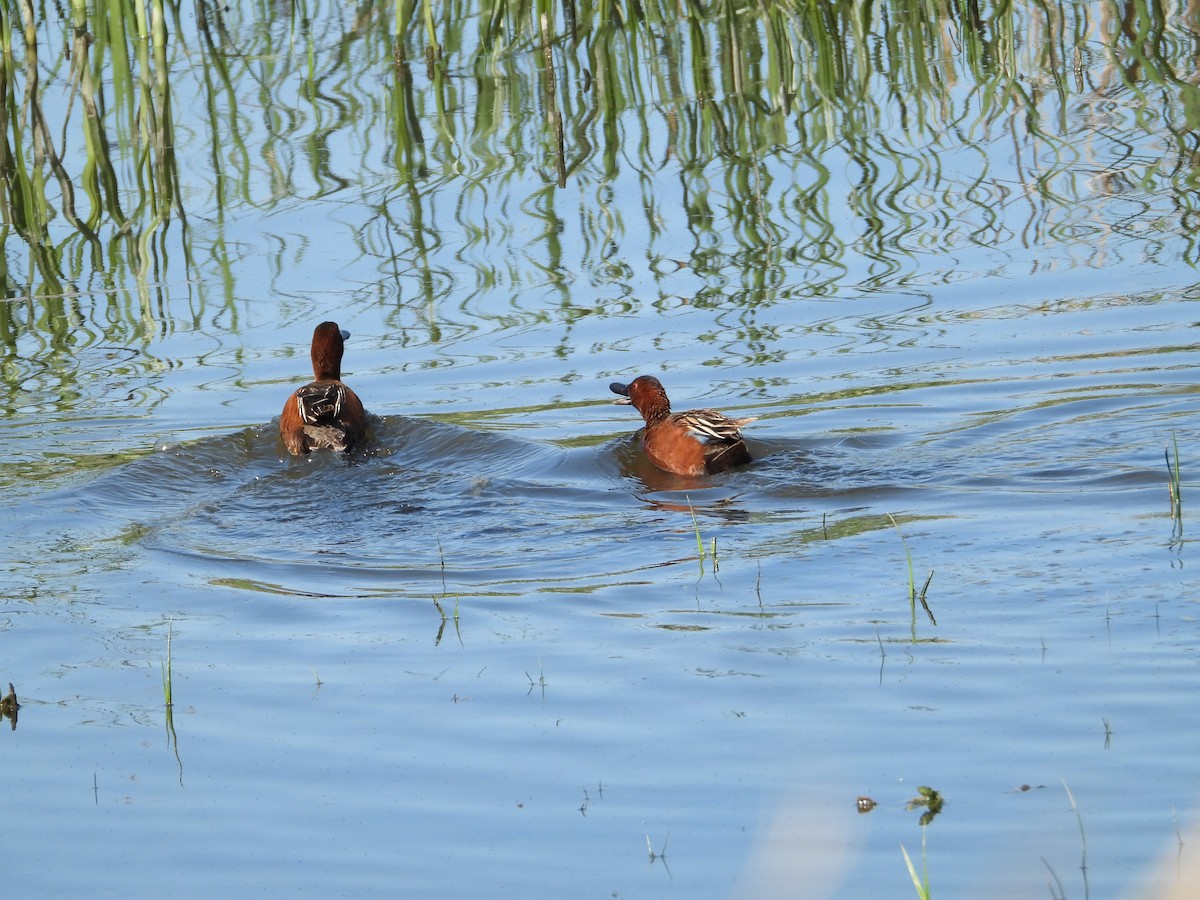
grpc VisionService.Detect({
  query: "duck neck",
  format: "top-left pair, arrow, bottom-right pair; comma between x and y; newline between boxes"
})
640,397 -> 670,426
312,349 -> 342,381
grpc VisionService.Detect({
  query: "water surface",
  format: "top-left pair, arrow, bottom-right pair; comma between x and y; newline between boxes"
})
2,2 -> 1199,897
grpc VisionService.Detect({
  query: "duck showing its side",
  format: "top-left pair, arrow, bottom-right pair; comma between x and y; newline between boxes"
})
280,321 -> 369,455
610,375 -> 757,476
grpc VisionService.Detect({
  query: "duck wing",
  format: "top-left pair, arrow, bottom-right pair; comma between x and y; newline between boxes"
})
295,381 -> 347,426
676,409 -> 757,443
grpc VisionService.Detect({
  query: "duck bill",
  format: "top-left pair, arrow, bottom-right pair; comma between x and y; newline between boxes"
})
609,381 -> 632,405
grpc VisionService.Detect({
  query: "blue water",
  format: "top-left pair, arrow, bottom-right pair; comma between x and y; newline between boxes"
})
3,2 -> 1200,897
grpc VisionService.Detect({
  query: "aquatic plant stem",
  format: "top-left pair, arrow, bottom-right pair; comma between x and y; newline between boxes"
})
686,495 -> 707,567
1063,780 -> 1089,897
888,514 -> 937,640
161,617 -> 173,708
1167,431 -> 1183,543
900,825 -> 930,899
161,617 -> 182,784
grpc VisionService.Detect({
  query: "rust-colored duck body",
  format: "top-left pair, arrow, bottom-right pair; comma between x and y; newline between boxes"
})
610,375 -> 756,476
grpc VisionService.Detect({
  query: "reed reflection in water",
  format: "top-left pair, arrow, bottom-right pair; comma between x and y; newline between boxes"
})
1,1 -> 1199,324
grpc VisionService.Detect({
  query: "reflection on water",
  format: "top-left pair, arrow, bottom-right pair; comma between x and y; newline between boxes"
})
3,2 -> 1200,337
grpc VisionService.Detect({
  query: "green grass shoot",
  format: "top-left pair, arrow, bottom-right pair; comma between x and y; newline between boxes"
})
900,827 -> 930,899
161,617 -> 182,780
888,513 -> 916,602
646,831 -> 669,861
526,658 -> 546,697
432,594 -> 463,647
1167,432 -> 1183,541
1064,780 -> 1090,898
686,495 -> 707,565
1041,857 -> 1066,900
161,617 -> 174,708
432,535 -> 463,646
888,515 -> 936,639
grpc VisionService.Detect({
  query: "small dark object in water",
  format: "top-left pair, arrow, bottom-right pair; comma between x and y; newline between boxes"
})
1,682 -> 20,730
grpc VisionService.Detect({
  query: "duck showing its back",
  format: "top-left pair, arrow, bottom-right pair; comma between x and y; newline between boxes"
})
280,322 -> 369,456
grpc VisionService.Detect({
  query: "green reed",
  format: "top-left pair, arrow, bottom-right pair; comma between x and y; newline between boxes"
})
525,657 -> 547,697
161,616 -> 183,783
685,496 -> 720,573
1167,432 -> 1182,541
161,616 -> 174,708
686,496 -> 707,564
900,829 -> 931,900
888,515 -> 935,641
1063,780 -> 1090,899
900,786 -> 944,897
645,831 -> 670,864
432,594 -> 462,646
